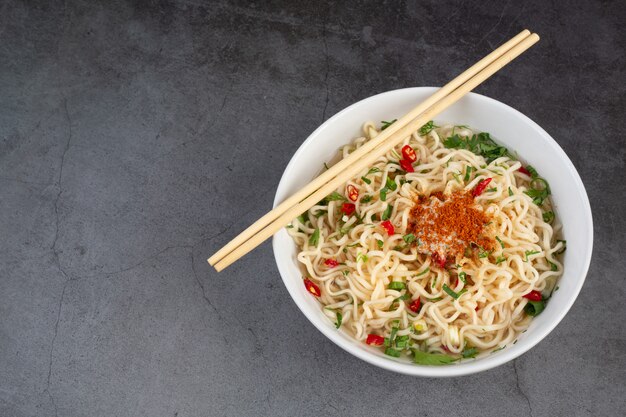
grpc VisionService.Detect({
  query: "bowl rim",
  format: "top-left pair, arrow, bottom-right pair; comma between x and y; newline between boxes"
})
272,87 -> 593,377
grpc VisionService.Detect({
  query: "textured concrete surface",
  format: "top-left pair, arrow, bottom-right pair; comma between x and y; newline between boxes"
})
1,1 -> 624,416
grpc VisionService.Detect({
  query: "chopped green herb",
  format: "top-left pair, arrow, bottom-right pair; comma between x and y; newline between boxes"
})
486,187 -> 497,193
388,281 -> 406,290
418,121 -> 438,136
443,284 -> 467,299
403,234 -> 416,244
543,211 -> 555,224
412,349 -> 457,365
524,300 -> 545,316
478,248 -> 491,258
462,347 -> 478,358
390,150 -> 401,160
356,253 -> 369,263
556,240 -> 567,254
361,176 -> 371,184
415,267 -> 430,277
297,212 -> 309,225
342,270 -> 349,276
496,236 -> 505,249
526,165 -> 539,179
384,347 -> 401,357
286,224 -> 293,229
380,188 -> 388,201
367,167 -> 381,175
452,172 -> 461,183
376,239 -> 384,249
394,335 -> 410,349
381,119 -> 397,131
382,205 -> 393,220
431,277 -> 437,288
508,187 -> 514,197
464,166 -> 474,182
385,177 -> 397,191
458,272 -> 467,284
427,297 -> 443,302
309,228 -> 320,246
442,132 -> 510,162
524,250 -> 540,262
325,192 -> 347,202
360,195 -> 372,203
495,256 -> 506,264
548,261 -> 558,271
335,311 -> 342,328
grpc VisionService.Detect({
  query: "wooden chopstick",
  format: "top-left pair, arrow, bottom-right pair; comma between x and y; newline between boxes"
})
208,30 -> 532,268
210,32 -> 540,272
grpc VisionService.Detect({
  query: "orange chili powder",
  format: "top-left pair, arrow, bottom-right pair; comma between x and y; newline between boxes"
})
409,191 -> 494,260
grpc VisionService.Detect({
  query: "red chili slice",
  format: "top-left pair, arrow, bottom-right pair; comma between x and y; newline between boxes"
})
399,159 -> 415,173
380,220 -> 395,235
366,334 -> 385,346
324,259 -> 338,268
472,177 -> 492,197
341,202 -> 355,216
401,145 -> 417,163
304,278 -> 321,297
523,290 -> 542,301
409,298 -> 421,313
432,252 -> 446,268
518,166 -> 531,176
347,184 -> 359,202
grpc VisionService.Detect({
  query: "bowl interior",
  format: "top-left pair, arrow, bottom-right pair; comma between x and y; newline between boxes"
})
272,87 -> 593,377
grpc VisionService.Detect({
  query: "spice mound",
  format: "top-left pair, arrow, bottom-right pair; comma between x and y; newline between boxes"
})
409,191 -> 495,263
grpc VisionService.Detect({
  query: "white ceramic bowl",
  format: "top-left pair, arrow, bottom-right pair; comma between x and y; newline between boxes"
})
272,87 -> 593,377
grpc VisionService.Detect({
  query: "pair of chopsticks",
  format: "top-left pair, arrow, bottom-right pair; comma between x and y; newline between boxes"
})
209,30 -> 540,272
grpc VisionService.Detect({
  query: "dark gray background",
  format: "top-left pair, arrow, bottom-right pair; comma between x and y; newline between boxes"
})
1,1 -> 624,416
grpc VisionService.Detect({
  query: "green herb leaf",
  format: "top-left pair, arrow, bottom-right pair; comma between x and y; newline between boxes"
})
496,236 -> 505,249
380,187 -> 388,201
508,187 -> 514,197
403,234 -> 416,244
427,297 -> 443,302
462,347 -> 478,358
543,211 -> 555,224
418,121 -> 438,135
393,293 -> 410,303
356,253 -> 369,263
376,239 -> 384,249
342,270 -> 349,276
325,192 -> 347,202
388,281 -> 406,290
384,347 -> 401,357
367,167 -> 381,175
335,311 -> 342,329
495,256 -> 506,264
524,250 -> 540,262
443,132 -> 510,163
526,165 -> 539,179
360,195 -> 372,203
442,284 -> 467,299
382,205 -> 393,220
412,349 -> 457,365
524,300 -> 545,316
309,228 -> 320,246
394,335 -> 410,349
381,119 -> 397,131
464,166 -> 473,182
485,187 -> 497,193
385,177 -> 397,191
458,272 -> 467,283
361,176 -> 371,184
